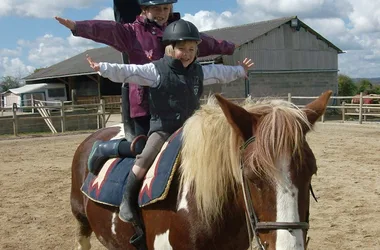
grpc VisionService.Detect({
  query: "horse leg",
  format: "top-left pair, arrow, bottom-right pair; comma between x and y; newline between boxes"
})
71,183 -> 92,249
74,213 -> 92,250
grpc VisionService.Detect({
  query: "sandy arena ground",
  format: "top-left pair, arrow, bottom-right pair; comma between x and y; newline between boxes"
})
0,121 -> 379,249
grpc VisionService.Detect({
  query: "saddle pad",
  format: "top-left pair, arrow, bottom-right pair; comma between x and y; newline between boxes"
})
81,129 -> 182,207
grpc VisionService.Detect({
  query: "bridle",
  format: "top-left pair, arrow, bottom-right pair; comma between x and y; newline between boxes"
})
240,136 -> 315,250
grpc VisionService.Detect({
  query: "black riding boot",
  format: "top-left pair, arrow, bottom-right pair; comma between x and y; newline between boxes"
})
119,171 -> 142,223
87,139 -> 124,174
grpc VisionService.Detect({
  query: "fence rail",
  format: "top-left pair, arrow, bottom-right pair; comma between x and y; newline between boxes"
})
0,99 -> 113,136
288,92 -> 380,124
1,92 -> 378,136
200,92 -> 380,124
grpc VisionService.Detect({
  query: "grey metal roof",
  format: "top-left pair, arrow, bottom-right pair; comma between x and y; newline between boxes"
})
24,16 -> 343,82
5,83 -> 66,94
205,16 -> 296,47
24,46 -> 122,81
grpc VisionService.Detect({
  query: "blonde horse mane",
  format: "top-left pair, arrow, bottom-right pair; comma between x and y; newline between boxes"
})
180,95 -> 311,227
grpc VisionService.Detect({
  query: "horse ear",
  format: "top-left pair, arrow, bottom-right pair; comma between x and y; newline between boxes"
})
215,94 -> 256,140
303,90 -> 333,126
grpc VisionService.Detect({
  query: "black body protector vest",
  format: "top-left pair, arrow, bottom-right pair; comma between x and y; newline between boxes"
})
149,55 -> 204,134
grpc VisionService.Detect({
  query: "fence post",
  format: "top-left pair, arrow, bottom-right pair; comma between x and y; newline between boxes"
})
287,93 -> 292,103
359,92 -> 363,124
342,101 -> 346,122
100,99 -> 106,128
12,103 -> 18,136
60,100 -> 66,133
31,95 -> 35,114
96,106 -> 100,130
119,97 -> 123,122
71,89 -> 77,105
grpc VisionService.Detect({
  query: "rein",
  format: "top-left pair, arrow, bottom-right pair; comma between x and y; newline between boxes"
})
239,136 -> 312,250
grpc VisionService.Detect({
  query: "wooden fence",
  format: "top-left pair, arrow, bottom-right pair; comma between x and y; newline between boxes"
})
201,92 -> 380,124
0,100 -> 115,136
1,92 -> 379,136
288,92 -> 380,124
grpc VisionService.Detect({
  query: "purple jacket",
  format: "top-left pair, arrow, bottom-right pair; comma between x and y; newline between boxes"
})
74,16 -> 235,118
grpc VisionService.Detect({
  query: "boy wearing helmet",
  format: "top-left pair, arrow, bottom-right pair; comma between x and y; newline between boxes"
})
86,19 -> 253,224
55,0 -> 236,150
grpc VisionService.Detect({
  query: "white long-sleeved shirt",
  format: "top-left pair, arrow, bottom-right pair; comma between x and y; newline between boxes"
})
97,62 -> 246,87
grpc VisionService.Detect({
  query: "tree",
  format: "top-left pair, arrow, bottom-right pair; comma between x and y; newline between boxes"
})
338,74 -> 357,96
357,79 -> 373,94
0,76 -> 22,92
372,85 -> 380,94
33,68 -> 45,73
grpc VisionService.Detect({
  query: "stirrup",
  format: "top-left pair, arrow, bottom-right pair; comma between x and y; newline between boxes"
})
130,221 -> 147,250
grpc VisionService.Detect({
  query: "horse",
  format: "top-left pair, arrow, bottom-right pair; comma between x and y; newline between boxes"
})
71,90 -> 332,250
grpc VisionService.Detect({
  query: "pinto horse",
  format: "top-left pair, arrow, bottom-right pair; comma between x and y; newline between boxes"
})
71,91 -> 332,250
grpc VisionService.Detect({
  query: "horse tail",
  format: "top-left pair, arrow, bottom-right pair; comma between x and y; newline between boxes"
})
69,134 -> 93,249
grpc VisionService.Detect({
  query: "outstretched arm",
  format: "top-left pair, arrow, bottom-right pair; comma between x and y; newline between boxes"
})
55,16 -> 76,30
86,56 -> 159,87
202,58 -> 254,85
55,16 -> 135,53
198,33 -> 236,57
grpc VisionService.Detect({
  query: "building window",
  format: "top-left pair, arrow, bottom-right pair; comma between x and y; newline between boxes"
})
48,88 -> 65,97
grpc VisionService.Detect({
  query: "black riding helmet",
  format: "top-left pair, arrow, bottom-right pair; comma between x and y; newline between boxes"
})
138,0 -> 178,6
162,19 -> 201,45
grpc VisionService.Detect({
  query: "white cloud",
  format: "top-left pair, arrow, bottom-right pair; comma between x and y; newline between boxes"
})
24,33 -> 102,68
67,34 -> 100,49
28,35 -> 69,66
0,7 -> 109,78
183,11 -> 242,31
237,0 -> 353,19
0,0 -> 12,16
0,0 -> 106,18
0,47 -> 22,57
93,7 -> 114,20
0,31 -> 101,78
302,18 -> 363,51
347,0 -> 380,34
0,57 -> 35,78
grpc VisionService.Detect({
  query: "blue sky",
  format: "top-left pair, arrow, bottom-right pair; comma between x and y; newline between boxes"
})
1,0 -> 380,79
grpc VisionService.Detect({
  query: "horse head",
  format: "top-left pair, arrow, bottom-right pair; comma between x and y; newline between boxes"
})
214,91 -> 332,250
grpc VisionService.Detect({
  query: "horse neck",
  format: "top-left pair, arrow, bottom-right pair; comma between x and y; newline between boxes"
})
180,181 -> 250,246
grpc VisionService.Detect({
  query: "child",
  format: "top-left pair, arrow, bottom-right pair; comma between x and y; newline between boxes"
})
55,0 -> 236,141
86,19 -> 253,224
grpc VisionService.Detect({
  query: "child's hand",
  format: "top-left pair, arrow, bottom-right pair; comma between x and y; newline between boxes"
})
86,55 -> 100,71
238,58 -> 254,76
55,16 -> 76,30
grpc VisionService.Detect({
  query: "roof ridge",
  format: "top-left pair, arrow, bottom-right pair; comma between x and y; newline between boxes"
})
203,16 -> 296,32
